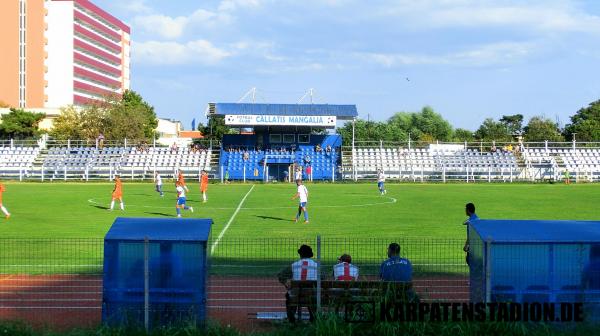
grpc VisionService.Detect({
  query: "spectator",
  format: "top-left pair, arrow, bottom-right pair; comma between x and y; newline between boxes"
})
283,169 -> 289,183
380,243 -> 412,282
243,151 -> 249,161
326,145 -> 332,153
463,203 -> 479,265
315,144 -> 322,152
277,244 -> 318,322
97,133 -> 105,150
564,169 -> 571,185
306,165 -> 312,181
295,167 -> 302,182
170,142 -> 178,154
333,254 -> 359,281
304,154 -> 311,165
490,144 -> 497,153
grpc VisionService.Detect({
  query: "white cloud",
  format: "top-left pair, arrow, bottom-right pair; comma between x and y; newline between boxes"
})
218,0 -> 264,12
379,1 -> 600,35
133,9 -> 225,39
119,0 -> 152,14
134,40 -> 232,65
359,41 -> 539,67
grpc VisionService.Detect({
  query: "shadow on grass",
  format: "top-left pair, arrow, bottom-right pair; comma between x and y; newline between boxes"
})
255,215 -> 290,222
144,212 -> 173,217
91,205 -> 109,210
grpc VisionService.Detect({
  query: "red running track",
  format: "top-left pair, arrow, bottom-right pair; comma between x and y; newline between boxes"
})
0,274 -> 469,331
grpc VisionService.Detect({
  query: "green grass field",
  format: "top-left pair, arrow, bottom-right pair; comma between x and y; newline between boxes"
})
0,181 -> 598,274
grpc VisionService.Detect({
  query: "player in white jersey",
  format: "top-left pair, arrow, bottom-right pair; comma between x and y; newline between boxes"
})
377,169 -> 387,195
155,172 -> 164,197
175,182 -> 193,217
291,180 -> 309,223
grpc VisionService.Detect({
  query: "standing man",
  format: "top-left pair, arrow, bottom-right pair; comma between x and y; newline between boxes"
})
155,172 -> 164,197
175,182 -> 194,218
377,169 -> 387,195
0,183 -> 11,219
109,175 -> 124,211
463,203 -> 479,265
292,180 -> 309,223
294,166 -> 302,183
177,171 -> 189,192
564,169 -> 571,185
380,242 -> 412,282
200,170 -> 209,203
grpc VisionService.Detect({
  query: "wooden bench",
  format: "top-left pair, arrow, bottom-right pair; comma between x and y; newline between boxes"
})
286,280 -> 415,322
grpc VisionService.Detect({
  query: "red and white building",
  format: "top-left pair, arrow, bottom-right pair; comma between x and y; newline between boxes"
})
0,0 -> 130,109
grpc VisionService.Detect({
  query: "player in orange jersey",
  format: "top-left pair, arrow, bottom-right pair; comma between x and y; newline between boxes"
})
0,183 -> 11,219
200,170 -> 209,203
109,175 -> 124,211
177,171 -> 189,192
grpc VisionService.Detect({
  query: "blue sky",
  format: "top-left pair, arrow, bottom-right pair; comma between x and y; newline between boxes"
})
94,0 -> 600,131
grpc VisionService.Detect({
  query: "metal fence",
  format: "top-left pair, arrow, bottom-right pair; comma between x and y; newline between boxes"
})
0,237 -> 468,330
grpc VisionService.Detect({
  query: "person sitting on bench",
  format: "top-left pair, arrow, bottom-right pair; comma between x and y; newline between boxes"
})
333,254 -> 359,281
380,242 -> 412,282
277,245 -> 318,322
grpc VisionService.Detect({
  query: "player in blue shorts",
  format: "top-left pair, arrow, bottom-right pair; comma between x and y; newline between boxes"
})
291,180 -> 309,223
175,182 -> 194,218
377,169 -> 386,195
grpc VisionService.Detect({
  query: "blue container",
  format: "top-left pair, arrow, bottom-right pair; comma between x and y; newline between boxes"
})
102,217 -> 212,327
468,219 -> 600,320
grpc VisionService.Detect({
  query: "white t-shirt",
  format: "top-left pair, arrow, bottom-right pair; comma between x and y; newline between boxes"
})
377,172 -> 385,183
295,171 -> 302,180
156,174 -> 162,186
176,186 -> 186,198
291,259 -> 318,280
297,185 -> 308,203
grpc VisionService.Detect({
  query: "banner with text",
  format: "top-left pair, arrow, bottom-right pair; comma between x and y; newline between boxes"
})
225,115 -> 337,127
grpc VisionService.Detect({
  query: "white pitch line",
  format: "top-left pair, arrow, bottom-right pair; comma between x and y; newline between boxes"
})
210,185 -> 255,255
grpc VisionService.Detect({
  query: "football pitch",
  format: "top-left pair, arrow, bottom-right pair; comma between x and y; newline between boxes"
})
0,181 -> 598,274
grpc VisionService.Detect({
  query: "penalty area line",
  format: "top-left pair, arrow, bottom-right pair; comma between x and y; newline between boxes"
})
210,184 -> 255,255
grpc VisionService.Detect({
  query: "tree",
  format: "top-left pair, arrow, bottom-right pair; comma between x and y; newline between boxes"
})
120,90 -> 158,139
197,116 -> 234,140
499,114 -> 524,135
474,118 -> 512,142
388,106 -> 453,142
564,99 -> 600,141
49,90 -> 158,142
0,108 -> 44,139
453,128 -> 474,142
49,106 -> 82,140
523,116 -> 564,142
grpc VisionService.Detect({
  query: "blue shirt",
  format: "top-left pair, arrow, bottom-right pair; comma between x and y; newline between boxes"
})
380,256 -> 412,282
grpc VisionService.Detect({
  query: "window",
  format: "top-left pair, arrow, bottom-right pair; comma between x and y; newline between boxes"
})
283,134 -> 295,143
269,134 -> 282,143
298,134 -> 310,143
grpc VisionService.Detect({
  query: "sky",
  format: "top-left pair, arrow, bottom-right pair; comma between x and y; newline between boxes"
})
93,0 -> 600,131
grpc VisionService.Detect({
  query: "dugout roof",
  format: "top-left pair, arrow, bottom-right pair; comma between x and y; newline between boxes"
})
105,217 -> 212,241
208,103 -> 358,119
471,219 -> 600,243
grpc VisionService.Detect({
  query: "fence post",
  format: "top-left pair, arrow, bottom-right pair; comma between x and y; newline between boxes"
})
488,166 -> 491,183
10,139 -> 13,148
144,236 -> 150,332
64,166 -> 67,181
243,165 -> 246,183
316,235 -> 322,315
220,166 -> 224,184
442,166 -> 446,183
19,169 -> 22,182
41,166 -> 44,182
67,139 -> 70,150
331,165 -> 334,182
485,238 -> 492,303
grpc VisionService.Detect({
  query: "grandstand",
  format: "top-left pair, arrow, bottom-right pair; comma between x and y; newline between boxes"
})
0,138 -> 599,183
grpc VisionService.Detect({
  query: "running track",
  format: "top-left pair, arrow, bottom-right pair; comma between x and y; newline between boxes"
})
0,275 -> 469,331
